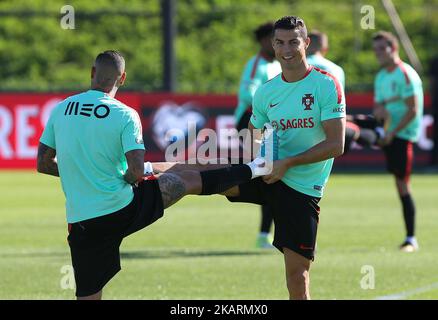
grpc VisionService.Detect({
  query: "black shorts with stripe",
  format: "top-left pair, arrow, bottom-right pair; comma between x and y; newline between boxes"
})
67,177 -> 164,297
382,137 -> 414,181
236,110 -> 252,131
227,178 -> 321,260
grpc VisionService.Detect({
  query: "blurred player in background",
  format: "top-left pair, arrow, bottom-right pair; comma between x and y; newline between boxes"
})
372,31 -> 424,252
306,30 -> 345,89
306,31 -> 367,153
235,22 -> 281,249
37,50 -> 267,300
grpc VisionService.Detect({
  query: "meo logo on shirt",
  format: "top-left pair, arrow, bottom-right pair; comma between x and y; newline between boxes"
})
64,101 -> 110,119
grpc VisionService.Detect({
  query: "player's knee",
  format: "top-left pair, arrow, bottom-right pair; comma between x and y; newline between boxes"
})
77,290 -> 102,300
286,269 -> 307,288
286,269 -> 309,299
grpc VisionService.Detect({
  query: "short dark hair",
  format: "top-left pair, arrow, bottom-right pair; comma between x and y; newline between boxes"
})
308,30 -> 328,52
273,16 -> 308,40
94,50 -> 125,74
93,50 -> 125,88
254,22 -> 275,41
372,31 -> 399,50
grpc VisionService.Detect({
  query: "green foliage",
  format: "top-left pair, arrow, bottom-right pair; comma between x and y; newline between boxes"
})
0,0 -> 437,93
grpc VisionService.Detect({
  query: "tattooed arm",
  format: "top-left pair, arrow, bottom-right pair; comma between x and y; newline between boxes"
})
36,143 -> 59,177
124,149 -> 145,184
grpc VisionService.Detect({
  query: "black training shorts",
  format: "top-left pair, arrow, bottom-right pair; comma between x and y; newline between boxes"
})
236,110 -> 252,132
382,137 -> 414,181
67,177 -> 164,297
227,178 -> 321,260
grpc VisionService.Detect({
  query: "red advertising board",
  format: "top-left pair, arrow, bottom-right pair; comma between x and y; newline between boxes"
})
0,92 -> 433,169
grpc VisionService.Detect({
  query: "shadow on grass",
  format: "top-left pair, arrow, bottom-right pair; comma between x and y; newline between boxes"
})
120,249 -> 277,260
0,248 -> 277,260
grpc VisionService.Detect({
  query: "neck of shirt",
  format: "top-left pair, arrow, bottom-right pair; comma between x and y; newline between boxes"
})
281,65 -> 313,83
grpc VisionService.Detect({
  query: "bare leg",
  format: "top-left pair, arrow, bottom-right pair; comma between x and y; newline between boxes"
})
156,169 -> 242,209
77,290 -> 102,300
283,248 -> 311,300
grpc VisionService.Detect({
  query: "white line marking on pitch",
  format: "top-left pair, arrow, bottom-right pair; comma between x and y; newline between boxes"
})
375,282 -> 438,300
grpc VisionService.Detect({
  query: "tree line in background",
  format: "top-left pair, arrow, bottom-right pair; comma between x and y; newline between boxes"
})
0,0 -> 437,93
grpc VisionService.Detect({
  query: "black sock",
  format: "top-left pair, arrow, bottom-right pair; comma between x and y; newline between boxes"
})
400,194 -> 416,237
199,164 -> 252,195
260,204 -> 274,233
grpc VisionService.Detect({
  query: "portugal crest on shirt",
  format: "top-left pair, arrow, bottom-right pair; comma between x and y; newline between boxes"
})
302,94 -> 314,110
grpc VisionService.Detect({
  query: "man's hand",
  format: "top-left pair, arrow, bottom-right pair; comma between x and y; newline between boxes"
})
124,149 -> 145,184
262,159 -> 290,184
36,143 -> 59,177
373,104 -> 389,122
381,131 -> 396,146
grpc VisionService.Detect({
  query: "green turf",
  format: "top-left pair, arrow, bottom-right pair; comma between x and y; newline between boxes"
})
1,171 -> 437,300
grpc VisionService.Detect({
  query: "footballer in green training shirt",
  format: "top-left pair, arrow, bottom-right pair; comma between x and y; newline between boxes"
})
226,16 -> 346,300
150,16 -> 345,299
372,31 -> 423,253
37,50 -> 268,300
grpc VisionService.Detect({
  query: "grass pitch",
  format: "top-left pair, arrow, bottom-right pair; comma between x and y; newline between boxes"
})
1,171 -> 437,300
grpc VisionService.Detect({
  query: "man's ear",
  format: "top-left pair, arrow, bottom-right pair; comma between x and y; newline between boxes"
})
305,37 -> 311,49
91,66 -> 96,79
118,71 -> 126,86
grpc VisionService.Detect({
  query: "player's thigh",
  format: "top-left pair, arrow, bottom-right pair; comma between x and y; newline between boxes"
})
68,220 -> 124,297
283,247 -> 311,277
157,171 -> 201,208
383,138 -> 413,179
271,182 -> 320,261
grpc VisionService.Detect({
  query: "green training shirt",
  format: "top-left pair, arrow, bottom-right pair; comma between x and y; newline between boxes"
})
251,66 -> 346,197
40,89 -> 145,223
307,54 -> 345,89
235,53 -> 281,123
374,61 -> 423,142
